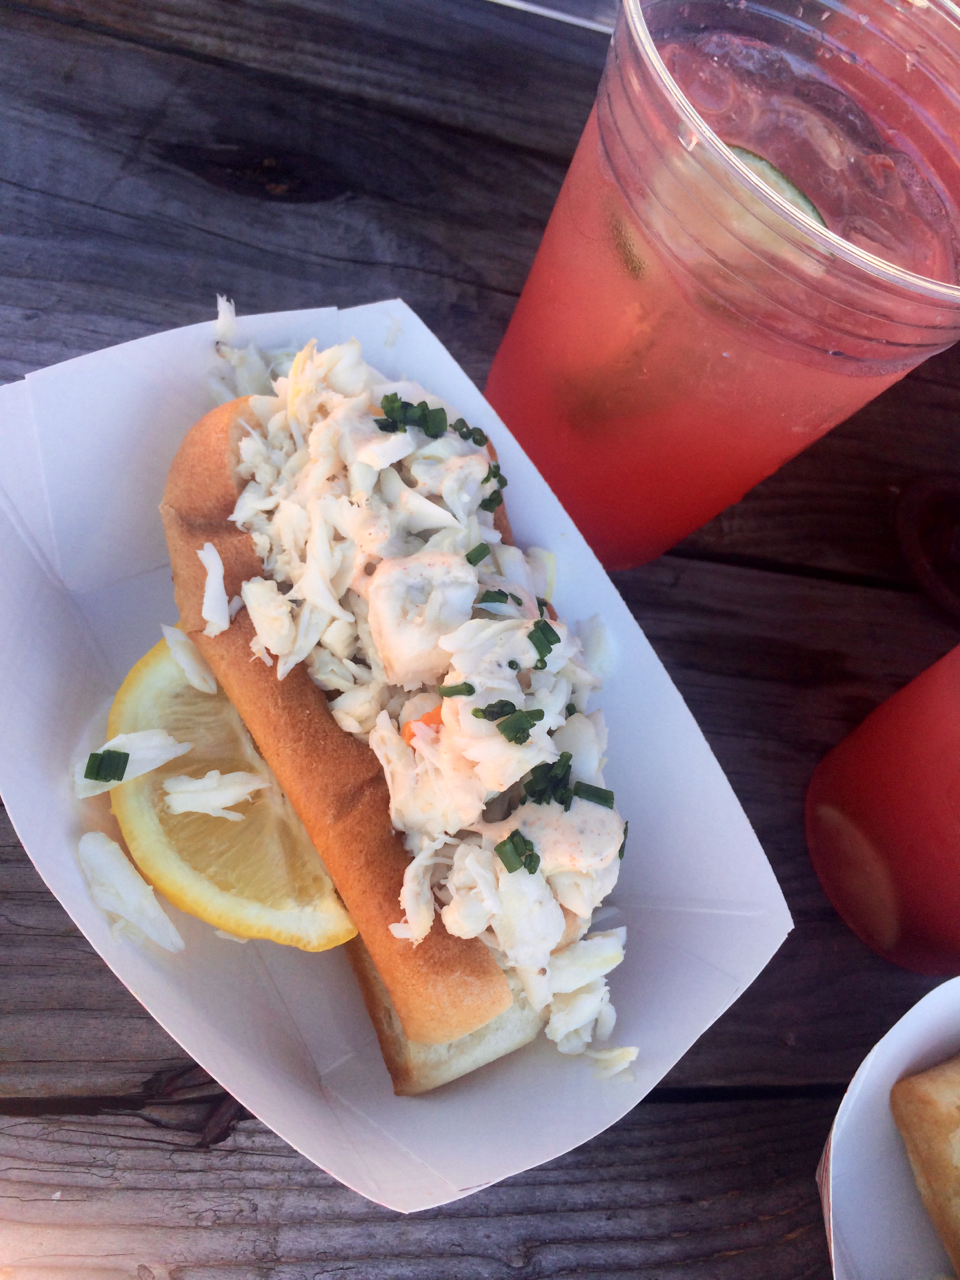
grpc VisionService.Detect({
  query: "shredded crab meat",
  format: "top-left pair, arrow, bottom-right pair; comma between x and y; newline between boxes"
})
197,542 -> 230,637
161,625 -> 217,694
74,730 -> 192,799
211,334 -> 635,1070
77,832 -> 185,952
162,770 -> 269,821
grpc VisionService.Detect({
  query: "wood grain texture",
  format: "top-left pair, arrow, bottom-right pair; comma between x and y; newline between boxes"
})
0,6 -> 561,389
0,1099 -> 834,1277
3,0 -> 608,158
0,809 -> 192,1098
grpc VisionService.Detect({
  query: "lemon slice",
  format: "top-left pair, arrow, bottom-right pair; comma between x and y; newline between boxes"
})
108,639 -> 356,951
728,146 -> 826,226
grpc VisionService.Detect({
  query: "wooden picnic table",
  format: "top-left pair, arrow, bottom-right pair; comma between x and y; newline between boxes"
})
3,0 -> 960,1274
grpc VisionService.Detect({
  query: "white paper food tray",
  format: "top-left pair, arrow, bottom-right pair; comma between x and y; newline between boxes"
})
0,299 -> 793,1211
819,977 -> 960,1279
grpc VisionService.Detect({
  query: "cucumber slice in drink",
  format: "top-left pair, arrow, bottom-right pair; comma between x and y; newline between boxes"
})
729,146 -> 826,226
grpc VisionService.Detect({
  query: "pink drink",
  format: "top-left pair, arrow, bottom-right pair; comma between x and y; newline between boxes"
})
806,646 -> 960,976
486,3 -> 960,569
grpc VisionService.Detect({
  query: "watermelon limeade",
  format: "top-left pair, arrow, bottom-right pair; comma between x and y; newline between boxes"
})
485,9 -> 960,569
806,645 -> 960,976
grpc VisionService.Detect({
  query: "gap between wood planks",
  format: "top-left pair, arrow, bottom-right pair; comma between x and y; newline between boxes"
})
0,0 -> 606,161
659,548 -> 922,594
0,1077 -> 848,1122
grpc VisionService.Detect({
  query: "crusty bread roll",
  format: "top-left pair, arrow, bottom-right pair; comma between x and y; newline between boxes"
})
160,397 -> 514,1050
890,1053 -> 960,1269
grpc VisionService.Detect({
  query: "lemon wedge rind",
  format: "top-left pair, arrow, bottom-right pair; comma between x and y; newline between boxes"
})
107,639 -> 356,952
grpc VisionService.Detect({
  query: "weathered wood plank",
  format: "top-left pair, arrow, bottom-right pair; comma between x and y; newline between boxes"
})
0,7 -> 562,388
5,0 -> 608,158
613,556 -> 960,901
0,810 -> 193,1097
0,1099 -> 834,1277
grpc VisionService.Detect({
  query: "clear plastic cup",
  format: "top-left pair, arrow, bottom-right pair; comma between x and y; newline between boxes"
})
485,0 -> 960,569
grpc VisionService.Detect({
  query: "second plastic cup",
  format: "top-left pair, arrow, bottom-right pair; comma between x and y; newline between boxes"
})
806,644 -> 960,976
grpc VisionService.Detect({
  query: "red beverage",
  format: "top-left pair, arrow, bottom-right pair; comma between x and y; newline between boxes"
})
806,645 -> 960,975
486,3 -> 960,569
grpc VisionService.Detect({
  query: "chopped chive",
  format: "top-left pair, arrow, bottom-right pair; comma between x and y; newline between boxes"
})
495,834 -> 524,873
376,392 -> 408,433
508,659 -> 520,671
466,542 -> 491,567
471,428 -> 488,446
528,617 -> 561,666
422,406 -> 448,438
409,400 -> 427,428
508,593 -> 522,606
438,682 -> 476,697
566,703 -> 577,717
535,619 -> 561,646
481,460 -> 506,490
550,752 -> 573,780
479,589 -> 508,605
472,699 -> 516,722
479,490 -> 503,513
522,762 -> 549,803
618,820 -> 629,860
86,748 -> 129,782
528,630 -> 552,661
379,394 -> 452,437
495,830 -> 539,875
99,749 -> 130,781
573,780 -> 616,809
523,752 -> 574,808
537,597 -> 548,617
496,708 -> 544,745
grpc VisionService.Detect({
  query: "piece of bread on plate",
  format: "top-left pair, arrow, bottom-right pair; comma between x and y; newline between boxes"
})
891,1053 -> 960,1269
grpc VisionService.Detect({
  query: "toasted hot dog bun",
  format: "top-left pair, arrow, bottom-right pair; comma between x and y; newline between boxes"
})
346,937 -> 545,1095
160,397 -> 513,1047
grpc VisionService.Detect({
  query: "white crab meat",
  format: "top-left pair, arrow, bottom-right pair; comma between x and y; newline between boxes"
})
366,552 -> 478,687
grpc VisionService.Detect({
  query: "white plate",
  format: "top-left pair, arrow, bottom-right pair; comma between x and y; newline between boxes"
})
823,977 -> 960,1279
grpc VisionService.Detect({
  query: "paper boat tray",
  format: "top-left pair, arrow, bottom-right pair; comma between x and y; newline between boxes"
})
0,300 -> 792,1212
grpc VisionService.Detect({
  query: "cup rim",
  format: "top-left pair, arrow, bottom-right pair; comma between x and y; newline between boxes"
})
622,0 -> 960,305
